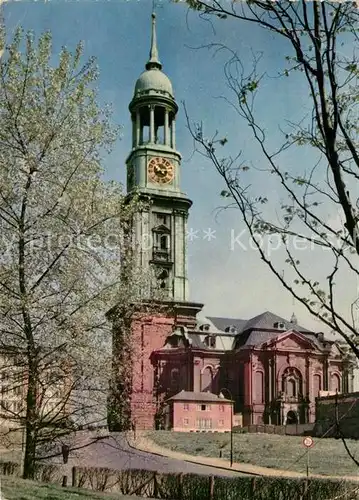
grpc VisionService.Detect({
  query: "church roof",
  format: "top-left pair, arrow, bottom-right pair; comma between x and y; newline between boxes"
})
209,311 -> 310,334
205,316 -> 247,333
191,311 -> 333,351
135,69 -> 173,97
167,390 -> 232,403
187,332 -> 235,351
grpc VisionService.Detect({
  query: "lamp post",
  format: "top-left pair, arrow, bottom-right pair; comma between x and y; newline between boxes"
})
220,388 -> 233,467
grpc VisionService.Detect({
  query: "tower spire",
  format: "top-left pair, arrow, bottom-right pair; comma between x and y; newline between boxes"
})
146,12 -> 162,71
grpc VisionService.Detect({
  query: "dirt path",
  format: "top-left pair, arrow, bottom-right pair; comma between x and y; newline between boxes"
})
132,432 -> 359,482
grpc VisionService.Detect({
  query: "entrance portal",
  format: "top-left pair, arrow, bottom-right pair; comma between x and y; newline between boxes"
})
286,410 -> 298,424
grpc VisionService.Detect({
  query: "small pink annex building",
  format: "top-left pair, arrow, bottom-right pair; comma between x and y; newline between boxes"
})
165,391 -> 233,432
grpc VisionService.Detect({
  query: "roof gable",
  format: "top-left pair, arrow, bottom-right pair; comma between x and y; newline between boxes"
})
167,390 -> 232,403
204,311 -> 310,335
206,316 -> 246,333
242,311 -> 310,333
261,330 -> 316,350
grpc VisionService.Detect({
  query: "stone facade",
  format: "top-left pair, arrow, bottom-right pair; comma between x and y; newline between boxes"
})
126,13 -> 191,303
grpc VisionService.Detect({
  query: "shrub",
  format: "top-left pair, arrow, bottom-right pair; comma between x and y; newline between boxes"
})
0,461 -> 19,476
34,463 -> 62,483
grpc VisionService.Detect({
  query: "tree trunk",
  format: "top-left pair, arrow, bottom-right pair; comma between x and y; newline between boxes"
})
23,422 -> 37,479
22,363 -> 38,479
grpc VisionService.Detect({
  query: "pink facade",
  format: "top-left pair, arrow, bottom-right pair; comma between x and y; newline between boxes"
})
166,391 -> 232,432
110,309 -> 353,430
149,313 -> 353,429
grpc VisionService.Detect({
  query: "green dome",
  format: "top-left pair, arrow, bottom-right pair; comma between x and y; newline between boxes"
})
135,68 -> 173,97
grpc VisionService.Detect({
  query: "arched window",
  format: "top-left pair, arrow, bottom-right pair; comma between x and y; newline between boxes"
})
313,374 -> 321,398
331,373 -> 341,393
170,368 -> 180,391
282,367 -> 302,399
152,226 -> 171,263
201,366 -> 213,393
254,371 -> 264,403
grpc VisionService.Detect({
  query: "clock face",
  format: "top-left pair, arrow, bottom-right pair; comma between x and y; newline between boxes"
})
148,157 -> 175,184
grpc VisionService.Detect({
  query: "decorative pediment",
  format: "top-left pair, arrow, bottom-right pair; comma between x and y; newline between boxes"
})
152,224 -> 171,234
263,330 -> 316,351
331,344 -> 340,355
162,325 -> 190,349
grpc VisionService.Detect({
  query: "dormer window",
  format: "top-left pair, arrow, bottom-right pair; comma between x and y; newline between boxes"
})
199,324 -> 211,332
225,325 -> 237,334
274,322 -> 286,330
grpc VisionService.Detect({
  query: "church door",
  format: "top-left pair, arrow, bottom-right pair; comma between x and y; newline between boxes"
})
286,410 -> 298,424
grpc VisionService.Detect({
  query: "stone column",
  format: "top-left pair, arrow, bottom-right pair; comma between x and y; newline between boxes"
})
249,354 -> 253,420
350,371 -> 355,393
305,357 -> 310,398
272,354 -> 277,400
268,358 -> 273,423
164,108 -> 169,145
150,105 -> 155,143
171,117 -> 176,149
323,357 -> 329,390
136,110 -> 140,146
132,114 -> 136,148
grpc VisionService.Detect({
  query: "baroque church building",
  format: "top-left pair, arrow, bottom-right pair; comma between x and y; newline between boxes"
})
109,14 -> 353,430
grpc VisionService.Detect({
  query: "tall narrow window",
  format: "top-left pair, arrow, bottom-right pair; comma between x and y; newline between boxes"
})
313,374 -> 321,398
160,235 -> 168,250
170,368 -> 179,391
254,371 -> 264,403
287,379 -> 296,397
201,367 -> 213,393
331,373 -> 341,393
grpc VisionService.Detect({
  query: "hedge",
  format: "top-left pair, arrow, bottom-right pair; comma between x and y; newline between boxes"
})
1,460 -> 359,499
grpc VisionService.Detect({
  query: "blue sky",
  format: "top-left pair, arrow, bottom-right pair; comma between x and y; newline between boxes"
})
3,0 -> 356,333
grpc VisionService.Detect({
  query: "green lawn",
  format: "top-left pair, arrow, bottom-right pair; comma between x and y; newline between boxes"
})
0,475 -> 153,500
146,431 -> 359,477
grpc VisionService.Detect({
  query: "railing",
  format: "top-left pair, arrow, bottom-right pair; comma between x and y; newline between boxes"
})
240,423 -> 315,436
152,248 -> 170,262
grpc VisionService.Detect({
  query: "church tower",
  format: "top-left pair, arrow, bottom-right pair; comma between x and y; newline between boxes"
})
126,13 -> 191,301
108,13 -> 203,431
